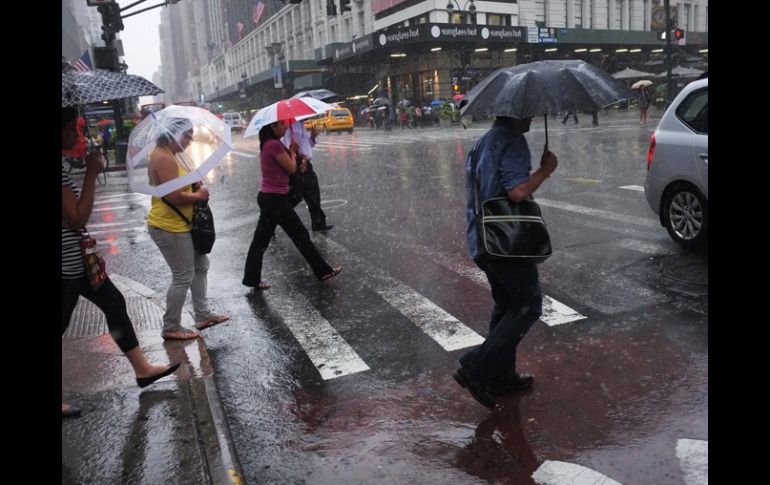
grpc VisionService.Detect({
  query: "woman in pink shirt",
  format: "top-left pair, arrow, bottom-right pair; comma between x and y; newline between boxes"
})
242,120 -> 342,289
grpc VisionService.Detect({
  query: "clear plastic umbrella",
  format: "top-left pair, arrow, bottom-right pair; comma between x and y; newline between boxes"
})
126,105 -> 232,197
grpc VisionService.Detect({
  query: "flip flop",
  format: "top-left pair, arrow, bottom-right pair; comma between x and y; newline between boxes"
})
161,328 -> 201,340
320,266 -> 343,281
194,314 -> 231,330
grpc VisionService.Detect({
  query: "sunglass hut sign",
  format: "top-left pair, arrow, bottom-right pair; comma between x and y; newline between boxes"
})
377,24 -> 525,46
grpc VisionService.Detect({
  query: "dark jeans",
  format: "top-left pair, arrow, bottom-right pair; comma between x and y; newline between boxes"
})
243,192 -> 333,285
296,162 -> 327,229
61,276 -> 139,352
459,256 -> 543,386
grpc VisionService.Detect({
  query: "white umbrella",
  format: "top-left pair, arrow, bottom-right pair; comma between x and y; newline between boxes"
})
127,105 -> 232,197
611,67 -> 656,80
243,98 -> 335,138
631,79 -> 653,89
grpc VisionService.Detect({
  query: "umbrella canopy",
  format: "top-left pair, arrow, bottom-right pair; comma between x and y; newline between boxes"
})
290,88 -> 339,101
452,93 -> 465,102
430,100 -> 445,106
631,79 -> 653,89
243,97 -> 335,138
96,119 -> 114,126
460,60 -> 634,144
126,105 -> 232,198
371,97 -> 392,106
656,65 -> 705,78
611,67 -> 656,80
62,69 -> 163,107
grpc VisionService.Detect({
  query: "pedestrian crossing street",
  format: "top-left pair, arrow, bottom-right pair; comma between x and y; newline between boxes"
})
87,187 -> 670,381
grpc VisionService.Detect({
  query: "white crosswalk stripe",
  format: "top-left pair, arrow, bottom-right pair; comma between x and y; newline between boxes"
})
263,290 -> 371,380
317,236 -> 485,352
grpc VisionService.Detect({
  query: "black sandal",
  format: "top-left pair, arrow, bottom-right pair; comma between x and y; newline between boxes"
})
320,266 -> 343,281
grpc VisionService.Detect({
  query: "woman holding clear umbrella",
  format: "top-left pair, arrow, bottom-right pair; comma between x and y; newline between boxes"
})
242,120 -> 342,289
62,106 -> 180,418
146,118 -> 230,340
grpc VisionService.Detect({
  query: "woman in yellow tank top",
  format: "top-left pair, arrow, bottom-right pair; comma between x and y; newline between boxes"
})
147,119 -> 229,340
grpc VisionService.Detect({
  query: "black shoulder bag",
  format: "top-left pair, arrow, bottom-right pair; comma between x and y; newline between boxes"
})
162,186 -> 216,255
470,146 -> 552,264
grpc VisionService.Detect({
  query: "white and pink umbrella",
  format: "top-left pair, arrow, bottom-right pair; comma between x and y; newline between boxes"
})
243,97 -> 335,138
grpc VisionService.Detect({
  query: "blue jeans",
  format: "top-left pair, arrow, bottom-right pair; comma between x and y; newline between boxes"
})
459,256 -> 543,386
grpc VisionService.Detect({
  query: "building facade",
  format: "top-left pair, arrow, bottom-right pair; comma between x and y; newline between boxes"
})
161,0 -> 707,109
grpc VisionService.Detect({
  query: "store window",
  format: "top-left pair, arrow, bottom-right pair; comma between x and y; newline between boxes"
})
450,12 -> 477,24
487,14 -> 510,26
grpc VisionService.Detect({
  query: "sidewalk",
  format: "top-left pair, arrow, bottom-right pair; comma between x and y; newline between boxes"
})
61,276 -> 244,485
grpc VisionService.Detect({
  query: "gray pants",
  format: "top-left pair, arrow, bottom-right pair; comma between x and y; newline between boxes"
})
149,226 -> 211,332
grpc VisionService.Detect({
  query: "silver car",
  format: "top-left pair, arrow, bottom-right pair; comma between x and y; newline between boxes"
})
644,77 -> 708,249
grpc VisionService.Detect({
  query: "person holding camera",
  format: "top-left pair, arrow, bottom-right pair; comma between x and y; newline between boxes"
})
62,107 -> 181,418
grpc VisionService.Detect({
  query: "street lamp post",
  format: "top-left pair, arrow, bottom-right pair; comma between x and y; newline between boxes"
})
445,0 -> 476,16
445,0 -> 477,96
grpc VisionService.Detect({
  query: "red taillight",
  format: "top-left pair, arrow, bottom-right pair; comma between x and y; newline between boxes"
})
647,134 -> 656,171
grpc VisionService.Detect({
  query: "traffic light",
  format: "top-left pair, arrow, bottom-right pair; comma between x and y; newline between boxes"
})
341,0 -> 351,12
326,0 -> 337,15
453,83 -> 460,93
673,28 -> 685,40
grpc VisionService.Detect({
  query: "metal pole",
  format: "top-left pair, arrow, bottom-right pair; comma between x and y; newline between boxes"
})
664,0 -> 673,109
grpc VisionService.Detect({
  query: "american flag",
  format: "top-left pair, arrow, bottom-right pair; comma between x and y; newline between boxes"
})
252,1 -> 265,24
72,50 -> 92,72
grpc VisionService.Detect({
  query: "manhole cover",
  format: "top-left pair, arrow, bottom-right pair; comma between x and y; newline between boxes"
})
663,260 -> 708,286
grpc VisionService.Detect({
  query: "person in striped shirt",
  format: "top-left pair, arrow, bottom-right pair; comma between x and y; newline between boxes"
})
62,107 -> 180,418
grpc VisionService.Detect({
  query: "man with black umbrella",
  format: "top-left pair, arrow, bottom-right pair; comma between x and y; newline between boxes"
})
454,116 -> 558,408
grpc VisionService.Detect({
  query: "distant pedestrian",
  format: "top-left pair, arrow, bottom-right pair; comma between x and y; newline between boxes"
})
242,120 -> 342,289
638,85 -> 651,125
62,106 -> 180,419
591,110 -> 599,126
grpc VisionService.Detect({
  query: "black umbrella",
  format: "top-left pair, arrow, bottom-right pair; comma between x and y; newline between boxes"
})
62,69 -> 163,107
290,88 -> 339,101
460,60 -> 634,145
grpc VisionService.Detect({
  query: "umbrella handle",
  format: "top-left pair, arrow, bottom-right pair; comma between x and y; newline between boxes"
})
544,113 -> 549,147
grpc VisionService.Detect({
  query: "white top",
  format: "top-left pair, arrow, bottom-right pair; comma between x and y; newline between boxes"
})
281,120 -> 313,161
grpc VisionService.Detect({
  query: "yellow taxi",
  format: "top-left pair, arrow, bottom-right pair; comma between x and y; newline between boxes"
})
323,108 -> 354,134
303,113 -> 326,131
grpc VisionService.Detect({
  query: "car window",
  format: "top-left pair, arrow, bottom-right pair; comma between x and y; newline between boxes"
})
332,110 -> 350,117
675,87 -> 708,134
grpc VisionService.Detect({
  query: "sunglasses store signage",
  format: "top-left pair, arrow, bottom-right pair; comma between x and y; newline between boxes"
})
376,24 -> 527,47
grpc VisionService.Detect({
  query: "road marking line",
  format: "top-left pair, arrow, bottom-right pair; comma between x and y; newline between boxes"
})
619,185 -> 645,192
319,238 -> 484,351
542,296 -> 587,326
565,177 -> 602,184
108,273 -> 157,298
86,221 -> 135,228
265,293 -> 370,380
537,198 -> 659,228
677,439 -> 708,485
230,150 -> 257,157
532,460 -> 623,485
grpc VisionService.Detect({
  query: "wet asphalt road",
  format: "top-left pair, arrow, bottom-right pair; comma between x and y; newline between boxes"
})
100,109 -> 707,484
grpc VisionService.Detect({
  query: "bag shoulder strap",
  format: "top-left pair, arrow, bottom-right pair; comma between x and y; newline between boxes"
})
161,197 -> 191,225
469,142 -> 483,217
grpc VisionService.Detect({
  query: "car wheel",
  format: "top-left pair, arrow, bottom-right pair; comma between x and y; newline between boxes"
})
663,183 -> 708,249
